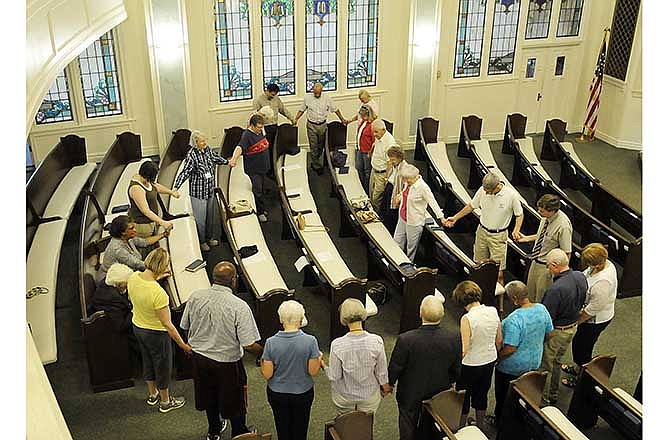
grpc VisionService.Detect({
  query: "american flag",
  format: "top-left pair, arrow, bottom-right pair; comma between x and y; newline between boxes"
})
583,36 -> 607,136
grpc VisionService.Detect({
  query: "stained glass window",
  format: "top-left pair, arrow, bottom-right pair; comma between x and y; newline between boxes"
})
35,69 -> 73,125
261,0 -> 296,95
306,0 -> 337,91
78,30 -> 123,118
556,0 -> 584,37
488,0 -> 521,75
525,0 -> 552,39
605,0 -> 641,81
454,0 -> 487,78
347,0 -> 379,88
214,0 -> 253,101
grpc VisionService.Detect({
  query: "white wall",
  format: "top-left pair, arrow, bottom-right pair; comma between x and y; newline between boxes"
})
28,0 -> 160,162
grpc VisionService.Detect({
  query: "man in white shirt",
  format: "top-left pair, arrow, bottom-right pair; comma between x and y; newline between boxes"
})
369,119 -> 396,212
445,172 -> 524,311
393,164 -> 448,261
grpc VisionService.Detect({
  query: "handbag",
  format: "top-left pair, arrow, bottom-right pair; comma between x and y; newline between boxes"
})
230,199 -> 253,215
356,209 -> 379,224
332,151 -> 347,168
296,212 -> 329,232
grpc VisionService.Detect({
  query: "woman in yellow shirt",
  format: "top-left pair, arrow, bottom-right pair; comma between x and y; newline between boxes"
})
128,248 -> 192,413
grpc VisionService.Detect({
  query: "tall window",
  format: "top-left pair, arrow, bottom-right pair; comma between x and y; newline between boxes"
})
78,30 -> 123,118
525,0 -> 552,39
35,70 -> 73,125
556,0 -> 584,37
306,0 -> 337,91
347,0 -> 379,88
214,0 -> 253,101
261,0 -> 296,95
454,0 -> 487,78
488,0 -> 521,75
605,0 -> 641,81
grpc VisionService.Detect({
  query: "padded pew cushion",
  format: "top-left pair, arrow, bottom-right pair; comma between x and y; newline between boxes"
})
540,406 -> 589,440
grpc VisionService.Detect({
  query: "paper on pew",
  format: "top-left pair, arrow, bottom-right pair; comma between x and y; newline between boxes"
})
294,255 -> 310,272
243,252 -> 267,264
282,164 -> 301,172
315,251 -> 334,262
286,187 -> 303,197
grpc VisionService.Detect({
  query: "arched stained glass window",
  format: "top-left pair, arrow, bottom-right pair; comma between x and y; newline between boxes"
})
35,69 -> 73,125
261,0 -> 296,95
488,0 -> 521,75
214,0 -> 253,102
78,30 -> 123,118
525,0 -> 552,39
347,0 -> 379,88
454,0 -> 487,78
556,0 -> 584,37
306,0 -> 337,92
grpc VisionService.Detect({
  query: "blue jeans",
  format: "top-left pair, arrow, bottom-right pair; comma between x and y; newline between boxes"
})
191,196 -> 216,243
355,150 -> 372,194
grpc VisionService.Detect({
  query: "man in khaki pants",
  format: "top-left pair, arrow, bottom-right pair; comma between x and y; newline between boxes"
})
369,119 -> 396,212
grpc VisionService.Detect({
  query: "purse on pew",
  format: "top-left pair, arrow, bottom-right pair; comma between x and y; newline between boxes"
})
355,209 -> 380,224
350,196 -> 372,211
230,199 -> 253,215
332,151 -> 347,168
296,213 -> 329,232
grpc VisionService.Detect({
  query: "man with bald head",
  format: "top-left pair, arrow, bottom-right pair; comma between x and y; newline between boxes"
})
181,261 -> 262,440
388,296 -> 461,440
293,82 -> 347,174
540,248 -> 587,404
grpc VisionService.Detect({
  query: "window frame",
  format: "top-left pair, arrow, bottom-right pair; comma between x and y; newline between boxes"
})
453,0 -> 488,79
487,0 -> 522,76
305,0 -> 338,92
260,0 -> 297,96
346,0 -> 380,89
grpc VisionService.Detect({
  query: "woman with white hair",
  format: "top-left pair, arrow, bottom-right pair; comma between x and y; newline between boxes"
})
345,89 -> 380,125
321,298 -> 392,415
92,263 -> 135,334
173,130 -> 229,252
261,300 -> 322,440
393,164 -> 449,261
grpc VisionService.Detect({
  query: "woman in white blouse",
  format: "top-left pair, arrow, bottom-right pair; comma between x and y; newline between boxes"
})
561,242 -> 617,387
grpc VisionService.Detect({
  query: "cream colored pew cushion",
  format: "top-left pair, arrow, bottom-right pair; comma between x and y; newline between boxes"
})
613,387 -> 642,414
541,406 -> 589,439
560,142 -> 596,180
43,162 -> 97,219
453,426 -> 488,440
516,138 -> 551,181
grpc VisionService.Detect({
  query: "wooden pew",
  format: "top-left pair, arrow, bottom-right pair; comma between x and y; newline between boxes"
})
78,132 -> 145,391
502,114 -> 641,295
324,411 -> 373,440
273,123 -> 374,342
567,355 -> 641,440
498,371 -> 589,440
216,127 -> 293,342
325,121 -> 442,334
417,389 -> 489,440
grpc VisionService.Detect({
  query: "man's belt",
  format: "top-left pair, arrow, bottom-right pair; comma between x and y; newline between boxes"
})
374,169 -> 386,173
479,223 -> 508,234
308,120 -> 326,125
554,322 -> 578,330
533,258 -> 547,264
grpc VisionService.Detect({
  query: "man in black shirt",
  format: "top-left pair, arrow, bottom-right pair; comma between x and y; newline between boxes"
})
388,296 -> 461,440
540,248 -> 587,404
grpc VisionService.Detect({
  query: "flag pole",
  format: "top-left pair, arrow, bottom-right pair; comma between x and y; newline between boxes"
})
577,28 -> 610,144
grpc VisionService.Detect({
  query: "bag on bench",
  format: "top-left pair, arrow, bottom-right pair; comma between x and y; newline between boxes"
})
332,151 -> 347,168
356,210 -> 379,224
230,199 -> 253,215
368,281 -> 388,306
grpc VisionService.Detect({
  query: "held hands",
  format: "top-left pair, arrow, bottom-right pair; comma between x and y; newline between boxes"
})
229,159 -> 238,168
515,232 -> 529,242
182,343 -> 192,355
171,189 -> 180,199
161,220 -> 174,232
512,230 -> 522,241
440,218 -> 450,227
391,195 -> 400,209
444,217 -> 457,228
381,383 -> 394,397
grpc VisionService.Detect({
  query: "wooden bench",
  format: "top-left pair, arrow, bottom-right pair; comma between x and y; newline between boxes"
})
274,123 -> 375,341
78,132 -> 144,391
325,121 -> 443,334
324,411 -> 373,440
216,127 -> 293,342
567,355 -> 641,440
417,389 -> 489,440
498,371 -> 589,440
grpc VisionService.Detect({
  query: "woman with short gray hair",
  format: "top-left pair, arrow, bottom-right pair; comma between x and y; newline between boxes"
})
92,263 -> 135,334
321,298 -> 391,415
261,300 -> 322,440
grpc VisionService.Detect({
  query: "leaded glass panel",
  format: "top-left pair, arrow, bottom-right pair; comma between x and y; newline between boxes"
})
306,0 -> 337,91
525,0 -> 552,39
454,0 -> 487,78
488,0 -> 521,75
78,30 -> 123,118
556,0 -> 583,37
214,0 -> 253,101
35,69 -> 73,125
604,0 -> 641,81
261,0 -> 296,95
347,0 -> 379,88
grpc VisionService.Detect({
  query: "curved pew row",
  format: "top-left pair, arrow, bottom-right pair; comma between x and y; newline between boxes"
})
273,123 -> 375,342
216,127 -> 292,342
417,389 -> 488,440
502,114 -> 641,296
78,132 -> 146,391
325,121 -> 443,334
26,135 -> 97,366
540,119 -> 642,239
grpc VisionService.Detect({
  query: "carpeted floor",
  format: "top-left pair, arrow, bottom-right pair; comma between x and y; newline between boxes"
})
43,133 -> 641,440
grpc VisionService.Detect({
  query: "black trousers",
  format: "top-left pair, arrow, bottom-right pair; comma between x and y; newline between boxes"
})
380,182 -> 399,234
494,369 -> 519,424
267,387 -> 314,440
457,361 -> 496,413
249,172 -> 266,215
572,320 -> 611,366
205,407 -> 247,437
397,403 -> 421,440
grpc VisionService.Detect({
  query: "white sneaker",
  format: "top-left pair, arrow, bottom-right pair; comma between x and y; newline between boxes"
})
200,242 -> 210,252
258,213 -> 268,223
207,239 -> 219,247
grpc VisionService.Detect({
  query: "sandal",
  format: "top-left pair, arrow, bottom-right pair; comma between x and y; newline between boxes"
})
467,416 -> 477,426
561,364 -> 579,376
561,376 -> 578,388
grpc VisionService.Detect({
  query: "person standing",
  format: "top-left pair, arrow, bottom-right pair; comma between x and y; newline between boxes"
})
261,301 -> 322,440
344,89 -> 380,125
253,83 -> 293,149
445,172 -> 524,312
517,194 -> 573,302
354,105 -> 376,191
539,249 -> 587,405
388,296 -> 461,440
173,130 -> 228,252
230,114 -> 271,223
393,164 -> 449,261
380,146 -> 407,233
561,243 -> 617,388
369,119 -> 396,211
293,82 -> 347,174
452,281 -> 502,430
180,262 -> 262,440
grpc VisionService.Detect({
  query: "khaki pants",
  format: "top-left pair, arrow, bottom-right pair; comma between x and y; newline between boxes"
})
134,222 -> 158,259
369,170 -> 387,212
541,325 -> 578,402
527,260 -> 553,303
306,121 -> 327,169
332,389 -> 382,415
473,226 -> 508,270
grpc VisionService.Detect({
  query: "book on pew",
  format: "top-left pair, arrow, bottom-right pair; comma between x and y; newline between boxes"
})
338,166 -> 350,174
185,259 -> 206,272
111,204 -> 130,214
